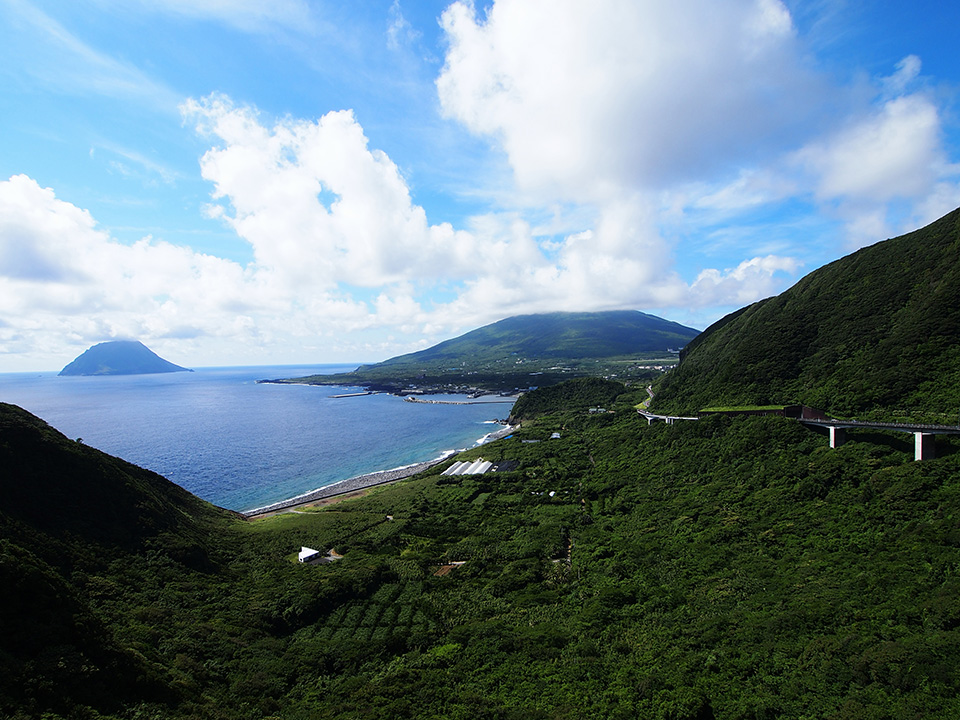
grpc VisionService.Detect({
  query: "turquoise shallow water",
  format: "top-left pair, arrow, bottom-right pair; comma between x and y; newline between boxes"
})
0,365 -> 514,512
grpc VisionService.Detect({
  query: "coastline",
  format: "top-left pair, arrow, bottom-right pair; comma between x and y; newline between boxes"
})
243,424 -> 516,519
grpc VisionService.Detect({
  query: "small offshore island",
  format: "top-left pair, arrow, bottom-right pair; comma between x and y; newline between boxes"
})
59,340 -> 192,376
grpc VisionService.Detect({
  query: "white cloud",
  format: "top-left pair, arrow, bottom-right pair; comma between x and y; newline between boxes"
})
882,55 -> 922,97
94,142 -> 181,185
649,51 -> 959,252
436,0 -> 817,200
0,174 -> 253,343
3,58 -> 831,371
431,0 -> 816,319
787,55 -> 959,247
434,1 -> 960,306
387,0 -> 421,51
0,174 -> 375,368
689,255 -> 801,306
182,94 -> 489,290
0,140 -> 793,370
798,94 -> 943,203
690,168 -> 798,214
5,1 -> 960,373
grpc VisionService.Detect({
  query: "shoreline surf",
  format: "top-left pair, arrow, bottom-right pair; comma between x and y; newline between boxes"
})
243,424 -> 515,518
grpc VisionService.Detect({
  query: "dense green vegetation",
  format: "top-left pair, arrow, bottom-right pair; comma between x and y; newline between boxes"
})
509,377 -> 629,422
654,207 -> 960,422
0,403 -> 234,717
280,311 -> 692,392
5,381 -> 960,718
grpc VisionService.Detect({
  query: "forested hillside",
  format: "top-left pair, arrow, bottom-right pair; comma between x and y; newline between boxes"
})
653,207 -> 960,420
4,382 -> 960,718
281,310 -> 696,392
508,376 -> 625,421
372,310 -> 696,365
0,403 -> 235,717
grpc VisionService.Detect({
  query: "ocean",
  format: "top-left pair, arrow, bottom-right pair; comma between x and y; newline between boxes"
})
0,365 -> 515,513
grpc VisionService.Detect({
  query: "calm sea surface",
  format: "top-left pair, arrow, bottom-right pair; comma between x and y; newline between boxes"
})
0,365 -> 514,512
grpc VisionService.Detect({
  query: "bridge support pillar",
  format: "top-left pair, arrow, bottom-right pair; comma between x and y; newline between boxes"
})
829,426 -> 846,449
915,433 -> 936,461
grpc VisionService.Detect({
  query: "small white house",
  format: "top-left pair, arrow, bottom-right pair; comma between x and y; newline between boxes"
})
298,546 -> 322,563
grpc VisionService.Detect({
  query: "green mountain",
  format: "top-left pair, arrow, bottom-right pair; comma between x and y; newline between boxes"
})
282,310 -> 698,391
59,340 -> 191,376
654,207 -> 960,419
373,311 -> 697,366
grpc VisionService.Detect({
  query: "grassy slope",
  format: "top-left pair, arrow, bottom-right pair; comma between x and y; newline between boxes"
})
508,376 -> 627,422
653,207 -> 960,419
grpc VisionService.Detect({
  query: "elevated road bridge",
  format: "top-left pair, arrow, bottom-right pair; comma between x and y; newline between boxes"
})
798,418 -> 960,460
638,405 -> 960,461
637,409 -> 699,425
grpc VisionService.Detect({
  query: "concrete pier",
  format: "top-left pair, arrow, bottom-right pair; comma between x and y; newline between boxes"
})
829,426 -> 846,448
800,417 -> 957,461
915,432 -> 936,461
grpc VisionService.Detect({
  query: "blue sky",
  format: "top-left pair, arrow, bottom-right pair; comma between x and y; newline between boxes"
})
1,0 -> 959,371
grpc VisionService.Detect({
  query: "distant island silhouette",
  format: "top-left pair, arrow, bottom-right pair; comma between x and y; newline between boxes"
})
59,340 -> 192,376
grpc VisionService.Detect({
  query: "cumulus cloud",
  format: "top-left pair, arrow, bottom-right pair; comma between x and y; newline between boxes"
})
629,52 -> 958,254
182,94 -> 749,332
182,94 -> 491,290
2,84 -> 801,369
689,255 -> 802,306
4,50 -> 816,370
0,172 -> 443,368
798,94 -> 943,204
429,0 -> 821,322
437,0 -> 818,200
0,175 -> 256,355
788,56 -> 959,246
6,1 -> 960,371
436,1 -> 960,294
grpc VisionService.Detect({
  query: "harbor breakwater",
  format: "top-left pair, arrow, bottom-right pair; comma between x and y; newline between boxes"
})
403,395 -> 516,406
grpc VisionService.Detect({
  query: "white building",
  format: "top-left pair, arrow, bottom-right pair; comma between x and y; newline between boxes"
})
298,546 -> 322,563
